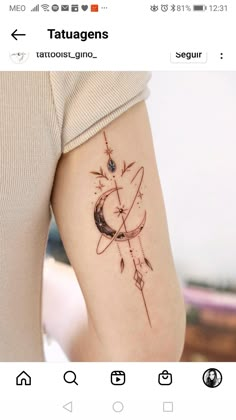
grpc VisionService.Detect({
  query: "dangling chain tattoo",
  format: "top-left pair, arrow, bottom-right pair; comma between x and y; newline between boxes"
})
90,131 -> 154,327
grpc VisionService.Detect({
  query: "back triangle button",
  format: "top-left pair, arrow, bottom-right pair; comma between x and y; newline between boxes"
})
63,401 -> 73,413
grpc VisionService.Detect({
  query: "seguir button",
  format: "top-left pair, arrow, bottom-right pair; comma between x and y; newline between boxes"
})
171,51 -> 207,63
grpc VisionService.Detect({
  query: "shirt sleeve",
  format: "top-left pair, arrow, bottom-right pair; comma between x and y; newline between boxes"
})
50,71 -> 151,154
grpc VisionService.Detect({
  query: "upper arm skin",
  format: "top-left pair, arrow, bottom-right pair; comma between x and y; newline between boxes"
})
50,101 -> 186,361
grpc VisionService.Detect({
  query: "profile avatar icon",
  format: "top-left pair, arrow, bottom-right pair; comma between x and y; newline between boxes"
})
202,368 -> 222,388
10,52 -> 29,64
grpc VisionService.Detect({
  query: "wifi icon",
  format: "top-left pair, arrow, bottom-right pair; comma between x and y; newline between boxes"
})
41,4 -> 49,11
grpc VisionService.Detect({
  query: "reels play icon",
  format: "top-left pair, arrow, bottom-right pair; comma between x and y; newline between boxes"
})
111,371 -> 126,385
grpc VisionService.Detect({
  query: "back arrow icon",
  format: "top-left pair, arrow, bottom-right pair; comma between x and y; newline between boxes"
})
63,402 -> 73,413
11,29 -> 26,40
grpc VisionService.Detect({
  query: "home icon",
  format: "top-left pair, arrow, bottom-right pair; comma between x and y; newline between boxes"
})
16,371 -> 31,386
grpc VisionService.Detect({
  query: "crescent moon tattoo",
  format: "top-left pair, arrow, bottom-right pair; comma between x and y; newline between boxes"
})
90,131 -> 154,327
94,187 -> 146,241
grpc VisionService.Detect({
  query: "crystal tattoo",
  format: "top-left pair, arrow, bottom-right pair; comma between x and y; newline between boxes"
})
90,131 -> 154,327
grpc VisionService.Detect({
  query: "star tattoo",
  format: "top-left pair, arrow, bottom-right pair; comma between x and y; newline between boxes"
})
96,180 -> 105,191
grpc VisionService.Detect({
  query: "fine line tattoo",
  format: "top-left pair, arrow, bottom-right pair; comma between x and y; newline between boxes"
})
90,131 -> 154,327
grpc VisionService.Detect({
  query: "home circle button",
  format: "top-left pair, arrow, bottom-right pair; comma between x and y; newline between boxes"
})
112,401 -> 124,413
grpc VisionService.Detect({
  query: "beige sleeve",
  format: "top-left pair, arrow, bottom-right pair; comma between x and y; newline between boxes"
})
50,71 -> 151,154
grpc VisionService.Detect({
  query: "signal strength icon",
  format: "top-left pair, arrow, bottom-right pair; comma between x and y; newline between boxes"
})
31,4 -> 39,11
41,4 -> 50,11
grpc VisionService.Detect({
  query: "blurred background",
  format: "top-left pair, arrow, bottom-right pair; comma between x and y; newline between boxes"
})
44,72 -> 236,362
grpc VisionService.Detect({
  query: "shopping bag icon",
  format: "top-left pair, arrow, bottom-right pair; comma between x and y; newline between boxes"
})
158,370 -> 172,385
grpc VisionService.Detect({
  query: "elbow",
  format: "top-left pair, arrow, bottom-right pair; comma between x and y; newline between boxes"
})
121,322 -> 186,362
109,299 -> 186,362
69,285 -> 186,362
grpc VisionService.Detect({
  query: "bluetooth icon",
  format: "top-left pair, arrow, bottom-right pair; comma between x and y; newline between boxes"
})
171,4 -> 176,11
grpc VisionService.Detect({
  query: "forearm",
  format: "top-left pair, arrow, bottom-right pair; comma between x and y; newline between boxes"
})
43,259 -> 88,358
43,259 -> 185,362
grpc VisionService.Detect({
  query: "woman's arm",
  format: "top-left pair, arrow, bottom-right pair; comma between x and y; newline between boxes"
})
50,101 -> 186,361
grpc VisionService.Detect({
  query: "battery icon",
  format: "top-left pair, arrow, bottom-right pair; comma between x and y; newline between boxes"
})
193,5 -> 206,11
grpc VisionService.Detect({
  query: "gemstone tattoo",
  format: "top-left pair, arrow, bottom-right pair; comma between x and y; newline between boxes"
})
90,131 -> 154,327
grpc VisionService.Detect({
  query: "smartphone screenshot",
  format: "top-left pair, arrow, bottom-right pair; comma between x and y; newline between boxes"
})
0,0 -> 236,418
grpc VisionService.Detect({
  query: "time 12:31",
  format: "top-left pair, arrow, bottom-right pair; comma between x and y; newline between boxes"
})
209,5 -> 228,11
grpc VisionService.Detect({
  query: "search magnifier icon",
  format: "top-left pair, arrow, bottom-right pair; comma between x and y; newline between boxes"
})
63,370 -> 78,386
